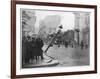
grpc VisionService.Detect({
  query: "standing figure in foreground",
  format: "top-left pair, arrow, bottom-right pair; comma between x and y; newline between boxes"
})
34,38 -> 44,60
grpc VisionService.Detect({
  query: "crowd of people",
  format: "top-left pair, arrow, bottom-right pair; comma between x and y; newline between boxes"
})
49,38 -> 89,49
22,34 -> 89,65
22,36 -> 44,65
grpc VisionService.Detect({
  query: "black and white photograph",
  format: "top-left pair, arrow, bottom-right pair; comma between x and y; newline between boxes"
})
13,1 -> 97,78
21,9 -> 90,68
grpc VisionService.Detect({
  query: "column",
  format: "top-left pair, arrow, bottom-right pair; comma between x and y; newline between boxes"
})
73,12 -> 80,45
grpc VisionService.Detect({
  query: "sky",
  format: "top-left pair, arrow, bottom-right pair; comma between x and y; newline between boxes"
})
34,9 -> 75,32
22,9 -> 90,34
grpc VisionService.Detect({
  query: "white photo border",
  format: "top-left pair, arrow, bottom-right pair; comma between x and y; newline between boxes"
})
16,4 -> 95,75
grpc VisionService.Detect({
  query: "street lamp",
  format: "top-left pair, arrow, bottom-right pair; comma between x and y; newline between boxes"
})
75,29 -> 80,45
44,25 -> 63,53
40,25 -> 63,64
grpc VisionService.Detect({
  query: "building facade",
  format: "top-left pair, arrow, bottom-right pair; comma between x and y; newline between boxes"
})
73,12 -> 90,45
22,10 -> 36,37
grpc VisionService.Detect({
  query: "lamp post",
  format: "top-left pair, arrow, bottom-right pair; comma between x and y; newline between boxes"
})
75,29 -> 80,45
44,25 -> 63,53
43,25 -> 63,62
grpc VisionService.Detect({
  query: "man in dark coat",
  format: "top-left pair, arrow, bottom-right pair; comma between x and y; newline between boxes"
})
64,40 -> 68,48
81,40 -> 84,49
22,36 -> 27,65
30,37 -> 36,60
35,38 -> 44,60
24,36 -> 32,63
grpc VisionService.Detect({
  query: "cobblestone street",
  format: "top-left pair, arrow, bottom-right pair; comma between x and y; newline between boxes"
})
42,45 -> 90,67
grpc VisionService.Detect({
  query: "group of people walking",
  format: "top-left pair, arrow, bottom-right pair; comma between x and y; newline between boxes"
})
22,36 -> 44,64
53,39 -> 89,49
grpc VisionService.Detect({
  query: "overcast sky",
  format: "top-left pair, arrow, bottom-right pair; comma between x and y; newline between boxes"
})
34,10 -> 75,32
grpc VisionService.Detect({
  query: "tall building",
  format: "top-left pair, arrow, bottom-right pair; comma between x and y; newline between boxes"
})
73,12 -> 90,45
22,10 -> 36,37
38,15 -> 61,38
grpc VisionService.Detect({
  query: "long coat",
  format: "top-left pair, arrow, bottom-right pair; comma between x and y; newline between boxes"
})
34,38 -> 44,56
